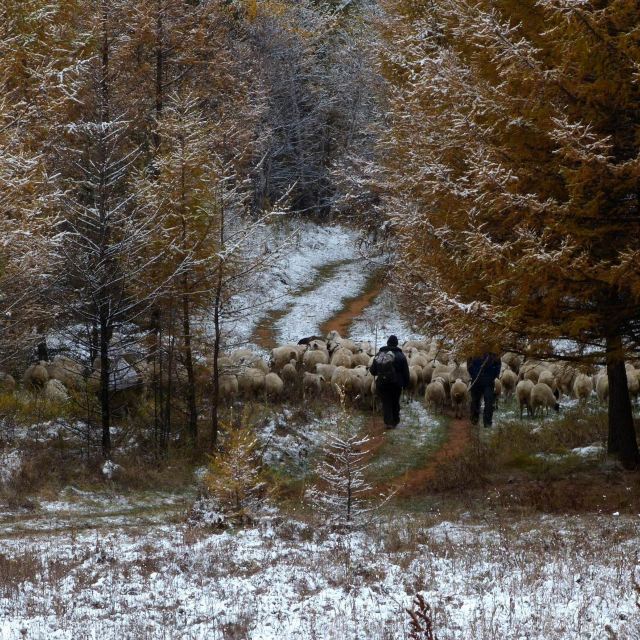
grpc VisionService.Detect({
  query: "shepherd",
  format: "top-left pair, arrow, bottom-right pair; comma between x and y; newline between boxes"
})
466,350 -> 501,428
370,335 -> 410,429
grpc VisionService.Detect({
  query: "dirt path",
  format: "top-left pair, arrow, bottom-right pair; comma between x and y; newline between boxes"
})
391,417 -> 473,495
252,262 -> 386,351
252,259 -> 353,350
362,414 -> 474,497
319,268 -> 385,338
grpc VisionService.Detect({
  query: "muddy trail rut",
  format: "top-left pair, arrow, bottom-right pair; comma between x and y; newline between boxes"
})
362,412 -> 474,497
319,270 -> 385,338
252,261 -> 385,350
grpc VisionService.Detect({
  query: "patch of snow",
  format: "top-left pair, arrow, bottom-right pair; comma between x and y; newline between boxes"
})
349,288 -> 423,345
0,513 -> 638,639
571,445 -> 605,458
0,450 -> 22,485
221,222 -> 374,352
273,259 -> 373,345
101,460 -> 122,479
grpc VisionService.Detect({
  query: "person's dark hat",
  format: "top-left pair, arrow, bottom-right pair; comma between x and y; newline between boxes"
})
387,335 -> 398,347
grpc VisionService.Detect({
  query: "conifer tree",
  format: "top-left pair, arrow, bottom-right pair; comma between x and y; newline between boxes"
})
381,0 -> 640,467
306,415 -> 373,529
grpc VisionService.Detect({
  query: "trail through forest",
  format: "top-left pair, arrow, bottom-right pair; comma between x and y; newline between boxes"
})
361,405 -> 472,497
252,259 -> 385,350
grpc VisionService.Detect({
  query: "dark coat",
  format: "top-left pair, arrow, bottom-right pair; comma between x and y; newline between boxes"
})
370,345 -> 411,389
467,353 -> 501,388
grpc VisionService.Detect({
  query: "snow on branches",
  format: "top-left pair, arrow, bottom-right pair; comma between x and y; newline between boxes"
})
306,416 -> 373,530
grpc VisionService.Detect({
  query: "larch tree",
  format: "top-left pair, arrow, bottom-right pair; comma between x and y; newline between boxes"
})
137,92 -> 225,446
380,0 -> 640,468
0,0 -> 87,367
52,0 -> 185,460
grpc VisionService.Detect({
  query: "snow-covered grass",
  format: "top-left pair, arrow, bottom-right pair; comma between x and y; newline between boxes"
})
0,510 -> 638,639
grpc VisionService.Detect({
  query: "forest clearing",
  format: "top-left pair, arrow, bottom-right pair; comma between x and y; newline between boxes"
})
2,0 -> 640,638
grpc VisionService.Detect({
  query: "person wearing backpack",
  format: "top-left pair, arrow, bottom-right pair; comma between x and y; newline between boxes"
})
466,351 -> 501,428
370,335 -> 410,429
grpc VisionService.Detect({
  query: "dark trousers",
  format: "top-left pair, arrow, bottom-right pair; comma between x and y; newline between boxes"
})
470,382 -> 495,427
378,382 -> 402,427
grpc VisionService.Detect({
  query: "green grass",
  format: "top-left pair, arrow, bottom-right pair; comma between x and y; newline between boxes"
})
365,402 -> 448,484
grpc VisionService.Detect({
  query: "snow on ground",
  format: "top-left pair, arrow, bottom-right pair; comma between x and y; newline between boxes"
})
223,221 -> 379,351
258,407 -> 346,476
0,450 -> 21,486
349,288 -> 422,345
493,393 -> 597,426
0,511 -> 638,639
273,259 -> 373,345
0,490 -> 192,537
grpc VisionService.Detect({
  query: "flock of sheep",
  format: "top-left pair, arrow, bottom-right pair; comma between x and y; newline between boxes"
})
4,330 -> 639,422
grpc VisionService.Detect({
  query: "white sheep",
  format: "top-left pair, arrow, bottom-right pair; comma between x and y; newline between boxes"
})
252,358 -> 270,375
0,372 -> 16,393
325,330 -> 343,354
402,339 -> 431,354
425,377 -> 447,413
303,348 -> 329,372
421,362 -> 436,384
500,369 -> 518,398
501,351 -> 522,373
281,360 -> 299,386
521,361 -> 544,384
448,361 -> 471,385
572,373 -> 593,402
229,349 -> 254,364
303,372 -> 324,398
358,341 -> 375,357
43,378 -> 69,403
516,379 -> 534,418
351,351 -> 371,367
23,362 -> 49,391
408,349 -> 430,369
431,364 -> 452,396
270,345 -> 300,371
408,366 -> 420,399
596,374 -> 609,404
238,368 -> 266,397
552,362 -> 577,397
315,363 -> 336,381
530,382 -> 560,418
218,374 -> 239,399
494,377 -> 502,408
330,366 -> 361,399
264,372 -> 284,399
450,378 -> 468,419
340,339 -> 360,354
538,370 -> 558,396
330,348 -> 353,369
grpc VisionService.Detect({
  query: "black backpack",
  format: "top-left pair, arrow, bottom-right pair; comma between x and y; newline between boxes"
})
373,351 -> 398,385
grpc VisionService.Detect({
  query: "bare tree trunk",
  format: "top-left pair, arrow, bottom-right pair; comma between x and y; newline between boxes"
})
164,302 -> 175,444
606,333 -> 639,469
210,201 -> 225,449
211,263 -> 222,449
153,0 -> 164,150
182,275 -> 198,444
99,313 -> 111,459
